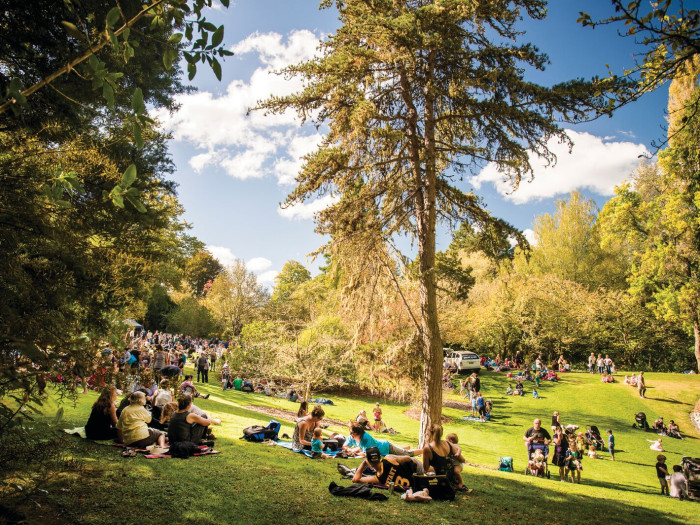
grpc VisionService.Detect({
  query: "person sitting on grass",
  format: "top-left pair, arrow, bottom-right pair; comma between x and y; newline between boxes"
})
167,394 -> 221,446
356,409 -> 371,430
667,420 -> 683,440
152,379 -> 173,407
342,421 -> 363,456
292,405 -> 325,452
653,417 -> 667,434
179,375 -> 210,399
505,384 -> 514,395
352,446 -> 424,490
515,381 -> 524,396
116,391 -> 166,449
445,433 -> 468,490
160,402 -> 178,429
588,445 -> 598,459
350,424 -> 421,457
423,424 -> 467,491
85,385 -> 120,441
310,427 -> 331,459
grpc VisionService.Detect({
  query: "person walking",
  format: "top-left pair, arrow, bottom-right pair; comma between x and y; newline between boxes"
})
638,371 -> 646,398
197,352 -> 209,383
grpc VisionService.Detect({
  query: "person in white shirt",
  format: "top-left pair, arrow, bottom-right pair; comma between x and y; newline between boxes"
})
669,465 -> 688,499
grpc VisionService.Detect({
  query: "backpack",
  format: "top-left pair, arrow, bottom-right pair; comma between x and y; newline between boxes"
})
241,420 -> 280,442
412,474 -> 455,501
499,457 -> 513,472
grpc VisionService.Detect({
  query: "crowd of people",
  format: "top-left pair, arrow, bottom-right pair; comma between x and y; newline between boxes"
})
78,330 -> 694,500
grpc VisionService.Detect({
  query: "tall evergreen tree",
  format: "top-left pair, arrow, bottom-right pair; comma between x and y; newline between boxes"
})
258,0 -> 601,444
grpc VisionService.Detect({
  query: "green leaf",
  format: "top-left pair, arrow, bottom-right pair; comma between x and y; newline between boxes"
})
133,122 -> 143,148
126,195 -> 147,213
187,61 -> 197,81
185,24 -> 193,41
61,21 -> 82,38
122,27 -> 130,42
54,407 -> 64,424
201,21 -> 217,32
163,47 -> 176,70
102,83 -> 114,108
169,33 -> 183,44
221,0 -> 229,7
112,194 -> 124,208
121,164 -> 137,187
107,29 -> 118,49
211,25 -> 224,48
106,7 -> 121,28
131,87 -> 145,113
211,57 -> 222,81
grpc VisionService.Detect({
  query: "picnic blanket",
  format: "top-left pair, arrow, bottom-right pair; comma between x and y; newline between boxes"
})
64,427 -> 220,458
461,416 -> 490,422
275,440 -> 363,459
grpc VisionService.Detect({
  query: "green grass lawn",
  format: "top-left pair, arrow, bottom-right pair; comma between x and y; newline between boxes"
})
3,369 -> 700,524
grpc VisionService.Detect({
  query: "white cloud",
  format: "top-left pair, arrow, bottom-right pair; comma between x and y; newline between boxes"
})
153,30 -> 323,186
470,130 -> 648,204
523,228 -> 536,246
278,194 -> 339,220
257,270 -> 279,287
246,257 -> 272,273
207,245 -> 237,268
274,132 -> 324,185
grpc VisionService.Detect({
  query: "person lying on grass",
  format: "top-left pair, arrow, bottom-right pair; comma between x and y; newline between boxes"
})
85,385 -> 121,442
342,421 -> 363,456
352,446 -> 424,489
292,405 -> 325,452
350,424 -> 422,457
168,394 -> 221,446
179,375 -> 210,399
116,391 -> 166,449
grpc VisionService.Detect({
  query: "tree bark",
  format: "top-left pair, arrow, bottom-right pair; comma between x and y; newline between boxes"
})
416,49 -> 443,448
694,317 -> 700,374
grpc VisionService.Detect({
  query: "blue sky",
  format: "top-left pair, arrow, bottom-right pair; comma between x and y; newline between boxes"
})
156,1 -> 669,286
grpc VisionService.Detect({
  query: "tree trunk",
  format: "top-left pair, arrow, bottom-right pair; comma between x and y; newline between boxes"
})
694,318 -> 700,374
416,49 -> 442,448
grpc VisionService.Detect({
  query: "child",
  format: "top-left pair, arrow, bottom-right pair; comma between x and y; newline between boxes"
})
649,438 -> 664,452
588,445 -> 598,459
669,465 -> 688,499
505,384 -> 514,395
469,389 -> 477,417
565,441 -> 582,483
532,388 -> 539,399
656,454 -> 669,495
515,381 -> 524,396
535,375 -> 541,387
311,427 -> 330,459
476,392 -> 486,421
529,448 -> 546,476
373,403 -> 383,430
445,433 -> 468,491
607,429 -> 615,461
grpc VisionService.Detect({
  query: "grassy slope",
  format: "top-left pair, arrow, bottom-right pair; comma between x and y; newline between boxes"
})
6,369 -> 700,524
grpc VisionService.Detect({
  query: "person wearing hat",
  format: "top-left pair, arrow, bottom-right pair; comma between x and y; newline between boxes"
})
351,446 -> 424,490
655,454 -> 670,495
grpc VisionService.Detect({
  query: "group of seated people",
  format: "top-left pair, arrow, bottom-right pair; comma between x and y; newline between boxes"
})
84,375 -> 222,451
623,375 -> 638,386
653,417 -> 683,439
600,373 -> 615,383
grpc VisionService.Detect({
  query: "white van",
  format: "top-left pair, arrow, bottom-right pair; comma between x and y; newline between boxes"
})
443,349 -> 481,373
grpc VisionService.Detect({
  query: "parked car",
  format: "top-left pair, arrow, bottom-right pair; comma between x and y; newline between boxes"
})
443,350 -> 481,374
